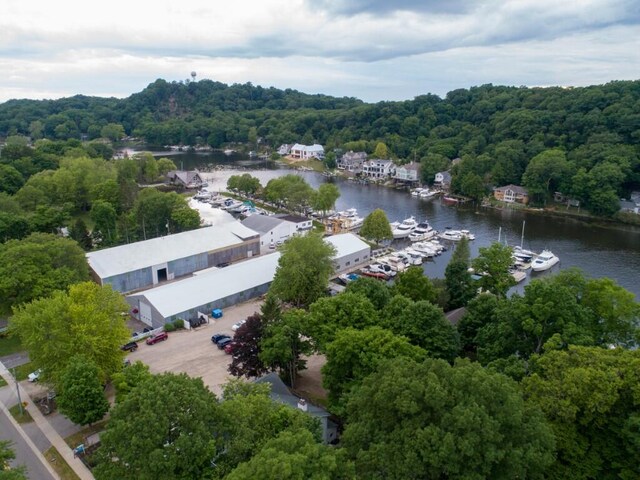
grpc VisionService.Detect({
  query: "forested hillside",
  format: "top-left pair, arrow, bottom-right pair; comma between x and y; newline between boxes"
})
1,79 -> 639,213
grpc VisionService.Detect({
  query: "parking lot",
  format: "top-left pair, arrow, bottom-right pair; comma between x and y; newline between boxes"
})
126,299 -> 264,396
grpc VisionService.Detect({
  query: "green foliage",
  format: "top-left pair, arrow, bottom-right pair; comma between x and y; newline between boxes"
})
172,318 -> 184,330
523,346 -> 640,480
264,175 -> 314,213
270,234 -> 336,308
100,123 -> 125,142
57,355 -> 109,426
359,208 -> 392,245
307,292 -> 379,351
344,276 -> 392,310
69,218 -> 92,250
444,260 -> 475,309
132,188 -> 199,240
111,361 -> 152,403
163,322 -> 176,332
0,233 -> 89,311
420,153 -> 450,185
522,149 -> 573,205
94,373 -> 221,480
10,282 -> 130,387
0,440 -> 27,479
311,183 -> 340,215
227,173 -> 261,195
342,357 -> 555,480
457,293 -> 500,357
0,165 -> 24,195
226,430 -> 355,480
373,142 -> 390,159
215,382 -> 322,476
471,242 -> 516,297
322,326 -> 425,413
391,266 -> 438,303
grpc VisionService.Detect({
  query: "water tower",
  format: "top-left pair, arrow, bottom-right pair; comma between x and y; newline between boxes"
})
191,71 -> 197,82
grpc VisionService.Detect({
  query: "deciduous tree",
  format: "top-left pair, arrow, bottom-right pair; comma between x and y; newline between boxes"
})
391,266 -> 438,303
359,208 -> 392,245
345,276 -> 391,310
228,313 -> 269,378
0,440 -> 27,480
471,242 -> 515,297
57,355 -> 109,426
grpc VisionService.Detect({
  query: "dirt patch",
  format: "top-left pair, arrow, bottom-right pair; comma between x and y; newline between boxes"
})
294,354 -> 328,403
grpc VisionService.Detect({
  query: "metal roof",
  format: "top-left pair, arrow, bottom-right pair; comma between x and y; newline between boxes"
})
255,373 -> 330,417
87,225 -> 256,279
325,233 -> 370,257
130,253 -> 281,318
241,215 -> 286,234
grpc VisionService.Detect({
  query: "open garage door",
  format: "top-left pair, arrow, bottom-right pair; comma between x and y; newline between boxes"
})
139,301 -> 153,327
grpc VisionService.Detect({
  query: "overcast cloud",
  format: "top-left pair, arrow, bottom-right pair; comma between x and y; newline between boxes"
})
0,0 -> 639,103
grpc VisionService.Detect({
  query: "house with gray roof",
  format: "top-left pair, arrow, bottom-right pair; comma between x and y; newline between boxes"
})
166,170 -> 205,188
255,372 -> 338,444
394,162 -> 420,182
242,214 -> 311,253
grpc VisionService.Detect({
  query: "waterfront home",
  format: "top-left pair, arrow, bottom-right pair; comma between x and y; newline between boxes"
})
434,171 -> 452,189
290,143 -> 325,160
337,151 -> 367,173
277,144 -> 292,155
362,159 -> 396,179
242,214 -> 313,253
394,162 -> 420,182
494,184 -> 529,204
166,170 -> 205,189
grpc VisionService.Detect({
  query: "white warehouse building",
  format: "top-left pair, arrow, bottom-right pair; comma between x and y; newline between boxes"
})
127,233 -> 371,328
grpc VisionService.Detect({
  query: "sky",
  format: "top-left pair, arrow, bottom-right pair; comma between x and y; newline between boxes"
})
1,0 -> 639,104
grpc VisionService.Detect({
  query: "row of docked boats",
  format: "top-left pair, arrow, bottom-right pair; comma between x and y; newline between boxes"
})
410,187 -> 439,199
390,215 -> 476,243
358,241 -> 447,280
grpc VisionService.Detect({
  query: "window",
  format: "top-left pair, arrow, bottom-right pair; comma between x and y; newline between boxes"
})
345,261 -> 351,267
355,257 -> 359,262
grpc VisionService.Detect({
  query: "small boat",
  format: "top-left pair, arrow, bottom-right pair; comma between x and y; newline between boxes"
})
411,188 -> 425,197
360,269 -> 389,280
531,249 -> 560,272
439,228 -> 475,241
396,250 -> 422,265
392,216 -> 419,239
408,221 -> 438,242
224,149 -> 235,156
419,189 -> 437,199
367,263 -> 396,277
442,195 -> 460,205
221,199 -> 244,211
338,273 -> 360,285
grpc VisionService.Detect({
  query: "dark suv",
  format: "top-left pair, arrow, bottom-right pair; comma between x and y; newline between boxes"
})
211,334 -> 231,345
121,341 -> 138,352
217,337 -> 232,350
146,331 -> 168,345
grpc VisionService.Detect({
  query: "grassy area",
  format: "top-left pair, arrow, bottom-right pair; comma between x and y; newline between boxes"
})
0,334 -> 23,357
12,362 -> 34,382
44,446 -> 81,480
9,403 -> 33,424
65,420 -> 108,449
279,157 -> 325,172
0,377 -> 6,387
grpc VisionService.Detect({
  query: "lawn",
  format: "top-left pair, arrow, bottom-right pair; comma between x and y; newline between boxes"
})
12,362 -> 34,382
0,377 -> 6,387
65,420 -> 108,449
0,335 -> 23,357
44,446 -> 81,480
9,403 -> 33,424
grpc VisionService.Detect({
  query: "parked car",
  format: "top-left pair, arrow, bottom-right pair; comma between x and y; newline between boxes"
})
217,337 -> 233,350
224,342 -> 237,354
121,342 -> 138,352
28,369 -> 42,382
231,320 -> 246,332
211,334 -> 231,344
146,331 -> 168,345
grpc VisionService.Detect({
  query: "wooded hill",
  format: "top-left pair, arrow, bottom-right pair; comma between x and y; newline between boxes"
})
1,79 -> 639,212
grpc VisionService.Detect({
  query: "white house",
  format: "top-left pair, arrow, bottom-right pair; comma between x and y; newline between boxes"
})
290,143 -> 325,160
277,144 -> 292,155
241,214 -> 311,253
362,159 -> 396,179
394,162 -> 420,182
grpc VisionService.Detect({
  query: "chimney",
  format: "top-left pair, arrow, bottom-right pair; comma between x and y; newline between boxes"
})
297,398 -> 308,412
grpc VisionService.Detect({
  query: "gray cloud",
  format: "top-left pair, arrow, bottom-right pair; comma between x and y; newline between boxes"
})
310,0 -> 476,15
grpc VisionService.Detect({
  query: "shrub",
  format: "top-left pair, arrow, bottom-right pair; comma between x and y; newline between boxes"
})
173,319 -> 185,330
164,322 -> 176,332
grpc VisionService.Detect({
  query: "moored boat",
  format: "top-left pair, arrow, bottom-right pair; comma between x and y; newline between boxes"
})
531,249 -> 560,272
409,221 -> 438,242
392,216 -> 418,239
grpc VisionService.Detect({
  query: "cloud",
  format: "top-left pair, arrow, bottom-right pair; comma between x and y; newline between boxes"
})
310,0 -> 475,15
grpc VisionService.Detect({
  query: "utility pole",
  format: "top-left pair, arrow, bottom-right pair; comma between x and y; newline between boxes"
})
12,367 -> 23,415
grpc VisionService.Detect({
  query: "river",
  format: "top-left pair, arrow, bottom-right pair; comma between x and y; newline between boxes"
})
155,150 -> 640,298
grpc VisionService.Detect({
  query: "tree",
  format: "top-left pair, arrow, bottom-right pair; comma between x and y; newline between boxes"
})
522,149 -> 572,205
156,157 -> 176,176
345,276 -> 391,310
457,293 -> 500,357
373,142 -> 390,159
94,373 -> 221,480
228,313 -> 270,378
445,260 -> 475,309
0,440 -> 27,480
323,151 -> 337,170
57,355 -> 109,426
0,165 -> 24,195
260,308 -> 313,386
216,381 -> 322,477
91,200 -> 118,245
100,123 -> 125,142
458,171 -> 485,202
0,233 -> 89,312
311,183 -> 340,216
11,282 -> 130,387
342,357 -> 555,480
359,208 -> 392,245
69,218 -> 92,250
523,346 -> 640,480
322,327 -> 425,413
391,266 -> 438,303
307,293 -> 379,350
471,242 -> 515,297
111,361 -> 152,403
269,234 -> 336,308
226,430 -> 354,480
385,300 -> 460,361
420,153 -> 449,185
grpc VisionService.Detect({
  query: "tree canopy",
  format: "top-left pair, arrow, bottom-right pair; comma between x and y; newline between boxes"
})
359,209 -> 392,245
57,355 -> 109,426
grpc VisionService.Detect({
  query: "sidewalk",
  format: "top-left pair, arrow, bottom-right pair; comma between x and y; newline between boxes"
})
0,362 -> 95,480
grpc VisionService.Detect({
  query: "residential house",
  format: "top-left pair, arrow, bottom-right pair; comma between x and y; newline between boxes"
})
362,159 -> 396,179
494,184 -> 529,204
619,199 -> 639,215
255,373 -> 338,444
242,214 -> 311,253
337,151 -> 367,173
290,143 -> 325,160
434,171 -> 452,188
277,144 -> 292,155
275,214 -> 313,233
166,170 -> 205,189
394,162 -> 420,182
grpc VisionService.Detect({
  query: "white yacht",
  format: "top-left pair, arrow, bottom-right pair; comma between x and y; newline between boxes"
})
419,189 -> 438,199
409,221 -> 438,242
411,188 -> 425,197
531,249 -> 560,272
439,229 -> 475,241
392,216 -> 419,239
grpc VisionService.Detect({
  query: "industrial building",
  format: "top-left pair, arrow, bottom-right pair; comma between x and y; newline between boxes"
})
87,224 -> 259,293
126,233 -> 371,327
241,214 -> 312,254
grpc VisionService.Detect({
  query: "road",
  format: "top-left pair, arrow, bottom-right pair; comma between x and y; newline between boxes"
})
0,403 -> 56,480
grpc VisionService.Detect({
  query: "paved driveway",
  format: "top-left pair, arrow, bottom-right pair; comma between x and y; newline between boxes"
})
126,299 -> 264,396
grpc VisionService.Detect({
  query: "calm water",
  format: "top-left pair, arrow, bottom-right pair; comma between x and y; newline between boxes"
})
161,151 -> 640,298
